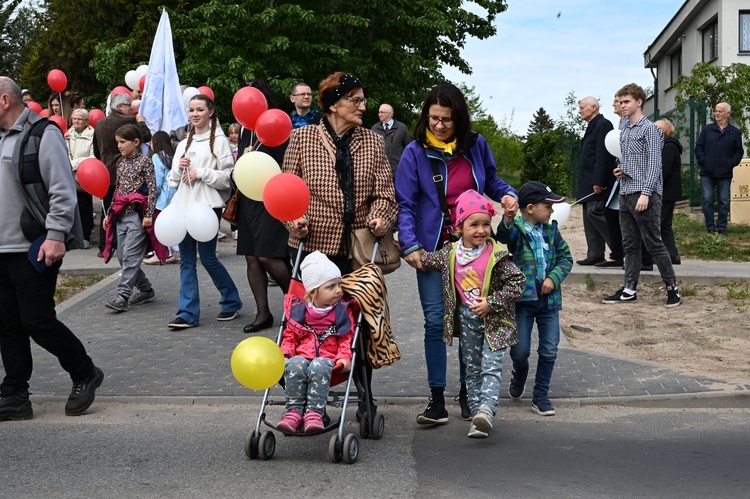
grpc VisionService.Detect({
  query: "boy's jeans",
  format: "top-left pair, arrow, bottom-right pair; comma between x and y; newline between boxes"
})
510,299 -> 559,400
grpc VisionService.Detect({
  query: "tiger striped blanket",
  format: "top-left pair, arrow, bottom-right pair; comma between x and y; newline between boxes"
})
341,263 -> 401,369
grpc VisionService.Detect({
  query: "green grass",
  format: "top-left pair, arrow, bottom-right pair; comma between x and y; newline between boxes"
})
673,213 -> 750,262
679,281 -> 699,296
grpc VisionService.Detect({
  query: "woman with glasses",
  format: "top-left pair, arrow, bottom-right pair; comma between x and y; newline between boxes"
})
395,83 -> 518,426
283,71 -> 398,420
65,108 -> 95,248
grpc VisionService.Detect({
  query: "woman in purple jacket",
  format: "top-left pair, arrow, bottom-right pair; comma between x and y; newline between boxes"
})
395,83 -> 518,426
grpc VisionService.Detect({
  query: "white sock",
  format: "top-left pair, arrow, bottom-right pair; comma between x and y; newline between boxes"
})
624,288 -> 636,295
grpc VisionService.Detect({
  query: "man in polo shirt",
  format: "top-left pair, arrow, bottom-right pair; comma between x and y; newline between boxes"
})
602,83 -> 680,308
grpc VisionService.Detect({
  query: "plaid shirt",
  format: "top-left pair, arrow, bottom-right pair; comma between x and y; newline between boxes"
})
619,116 -> 663,196
523,219 -> 548,284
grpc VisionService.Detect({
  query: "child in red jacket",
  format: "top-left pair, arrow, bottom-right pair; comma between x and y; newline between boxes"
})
277,251 -> 355,433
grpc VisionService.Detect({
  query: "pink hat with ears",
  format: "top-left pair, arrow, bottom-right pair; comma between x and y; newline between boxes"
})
455,189 -> 497,225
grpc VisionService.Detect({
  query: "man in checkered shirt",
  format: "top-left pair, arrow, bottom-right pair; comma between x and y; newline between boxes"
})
602,83 -> 681,308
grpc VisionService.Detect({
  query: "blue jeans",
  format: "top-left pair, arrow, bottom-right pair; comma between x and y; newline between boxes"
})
416,270 -> 465,389
701,176 -> 731,232
176,231 -> 242,324
510,300 -> 560,400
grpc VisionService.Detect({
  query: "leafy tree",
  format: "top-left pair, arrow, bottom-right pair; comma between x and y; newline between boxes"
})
527,107 -> 554,136
0,0 -> 36,78
674,62 -> 750,150
521,127 -> 569,195
458,83 -> 488,121
558,90 -> 586,138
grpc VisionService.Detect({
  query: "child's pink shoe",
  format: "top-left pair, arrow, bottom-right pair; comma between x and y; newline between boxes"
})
304,411 -> 325,433
276,410 -> 303,433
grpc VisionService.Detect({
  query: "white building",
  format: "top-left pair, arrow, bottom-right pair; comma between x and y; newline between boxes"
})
643,0 -> 749,116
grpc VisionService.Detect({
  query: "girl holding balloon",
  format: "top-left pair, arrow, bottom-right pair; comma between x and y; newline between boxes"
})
166,94 -> 242,329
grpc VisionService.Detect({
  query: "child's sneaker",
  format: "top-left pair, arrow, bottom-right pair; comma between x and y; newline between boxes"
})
467,423 -> 489,438
508,371 -> 526,399
531,397 -> 556,416
303,410 -> 325,433
104,295 -> 128,312
276,410 -> 303,433
666,285 -> 682,308
471,407 -> 493,434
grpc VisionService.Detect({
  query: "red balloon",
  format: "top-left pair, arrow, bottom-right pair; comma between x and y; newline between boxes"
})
197,86 -> 214,102
47,69 -> 67,93
88,109 -> 105,128
139,75 -> 147,92
263,173 -> 310,222
48,114 -> 68,134
40,108 -> 49,117
27,101 -> 43,114
232,86 -> 268,130
77,158 -> 111,198
256,109 -> 293,148
110,86 -> 131,97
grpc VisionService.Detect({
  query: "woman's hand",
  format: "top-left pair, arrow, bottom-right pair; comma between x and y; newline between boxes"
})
501,194 -> 518,213
178,156 -> 191,172
181,169 -> 198,184
404,248 -> 425,271
289,217 -> 309,239
368,218 -> 388,237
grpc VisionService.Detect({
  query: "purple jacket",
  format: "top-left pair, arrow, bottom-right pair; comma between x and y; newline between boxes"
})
395,133 -> 516,254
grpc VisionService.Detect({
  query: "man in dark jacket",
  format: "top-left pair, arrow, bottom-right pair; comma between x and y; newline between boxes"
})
372,104 -> 412,178
695,102 -> 745,235
92,92 -> 152,255
576,96 -> 617,265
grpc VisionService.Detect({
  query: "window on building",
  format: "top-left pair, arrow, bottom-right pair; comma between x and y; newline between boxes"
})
702,20 -> 719,61
670,48 -> 682,86
740,11 -> 750,53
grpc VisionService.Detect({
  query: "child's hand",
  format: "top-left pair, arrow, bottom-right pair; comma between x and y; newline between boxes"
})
540,277 -> 555,295
142,217 -> 153,229
102,217 -> 108,229
469,296 -> 490,317
335,358 -> 351,373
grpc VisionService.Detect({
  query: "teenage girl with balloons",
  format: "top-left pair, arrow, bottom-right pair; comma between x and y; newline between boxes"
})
166,94 -> 242,330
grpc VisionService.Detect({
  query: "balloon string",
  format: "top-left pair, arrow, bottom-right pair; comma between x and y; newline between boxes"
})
101,199 -> 108,219
59,92 -> 64,121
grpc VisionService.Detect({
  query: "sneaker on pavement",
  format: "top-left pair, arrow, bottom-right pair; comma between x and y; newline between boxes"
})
468,423 -> 489,438
142,254 -> 161,265
231,230 -> 238,240
65,367 -> 104,416
130,289 -> 156,306
217,231 -> 228,240
168,317 -> 198,329
104,295 -> 128,312
471,407 -> 493,433
666,285 -> 682,308
602,287 -> 637,304
508,371 -> 526,399
276,410 -> 303,433
217,311 -> 240,321
304,411 -> 325,433
0,393 -> 33,421
531,397 -> 556,416
416,398 -> 449,425
455,395 -> 471,421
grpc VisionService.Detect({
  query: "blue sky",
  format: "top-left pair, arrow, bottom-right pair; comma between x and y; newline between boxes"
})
443,0 -> 683,134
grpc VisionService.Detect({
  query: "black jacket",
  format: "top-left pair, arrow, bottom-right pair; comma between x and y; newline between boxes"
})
577,113 -> 616,201
662,137 -> 683,202
695,122 -> 744,178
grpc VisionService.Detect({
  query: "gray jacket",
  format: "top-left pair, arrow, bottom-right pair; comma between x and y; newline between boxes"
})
1,108 -> 79,252
372,119 -> 412,176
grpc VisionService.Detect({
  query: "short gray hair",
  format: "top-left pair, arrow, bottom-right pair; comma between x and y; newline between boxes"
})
71,108 -> 89,121
110,93 -> 133,112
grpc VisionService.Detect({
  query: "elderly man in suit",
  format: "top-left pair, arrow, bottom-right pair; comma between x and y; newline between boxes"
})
372,103 -> 411,178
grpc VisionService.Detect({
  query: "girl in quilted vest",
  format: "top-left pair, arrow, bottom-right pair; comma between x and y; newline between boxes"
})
420,190 -> 524,438
277,251 -> 355,434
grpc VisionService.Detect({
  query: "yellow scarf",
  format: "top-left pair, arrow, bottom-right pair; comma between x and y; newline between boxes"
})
425,130 -> 457,155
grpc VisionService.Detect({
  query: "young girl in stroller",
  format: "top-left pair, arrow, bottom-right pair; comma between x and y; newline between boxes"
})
276,251 -> 355,434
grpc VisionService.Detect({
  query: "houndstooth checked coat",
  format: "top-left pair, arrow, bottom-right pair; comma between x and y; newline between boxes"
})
283,122 -> 398,257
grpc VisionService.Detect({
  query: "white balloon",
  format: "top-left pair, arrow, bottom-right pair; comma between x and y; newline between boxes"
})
233,151 -> 281,201
183,87 -> 200,109
604,129 -> 622,158
186,202 -> 219,242
154,203 -> 187,246
125,70 -> 140,91
550,202 -> 571,226
136,64 -> 149,77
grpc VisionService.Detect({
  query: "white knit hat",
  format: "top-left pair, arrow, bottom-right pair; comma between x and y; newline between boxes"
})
300,251 -> 341,291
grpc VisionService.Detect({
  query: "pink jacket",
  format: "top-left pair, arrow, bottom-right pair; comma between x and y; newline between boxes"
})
280,294 -> 354,362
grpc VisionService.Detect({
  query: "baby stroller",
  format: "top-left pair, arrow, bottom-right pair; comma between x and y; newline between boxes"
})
244,242 -> 387,464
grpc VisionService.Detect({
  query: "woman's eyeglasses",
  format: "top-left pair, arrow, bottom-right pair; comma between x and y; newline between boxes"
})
344,96 -> 368,107
428,115 -> 454,128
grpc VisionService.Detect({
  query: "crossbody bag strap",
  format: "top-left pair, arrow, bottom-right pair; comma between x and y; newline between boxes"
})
428,156 -> 452,230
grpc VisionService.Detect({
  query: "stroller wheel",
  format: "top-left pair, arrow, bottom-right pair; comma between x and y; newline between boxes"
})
342,433 -> 359,464
372,413 -> 385,440
245,430 -> 260,459
328,434 -> 343,463
359,412 -> 370,439
259,431 -> 276,460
